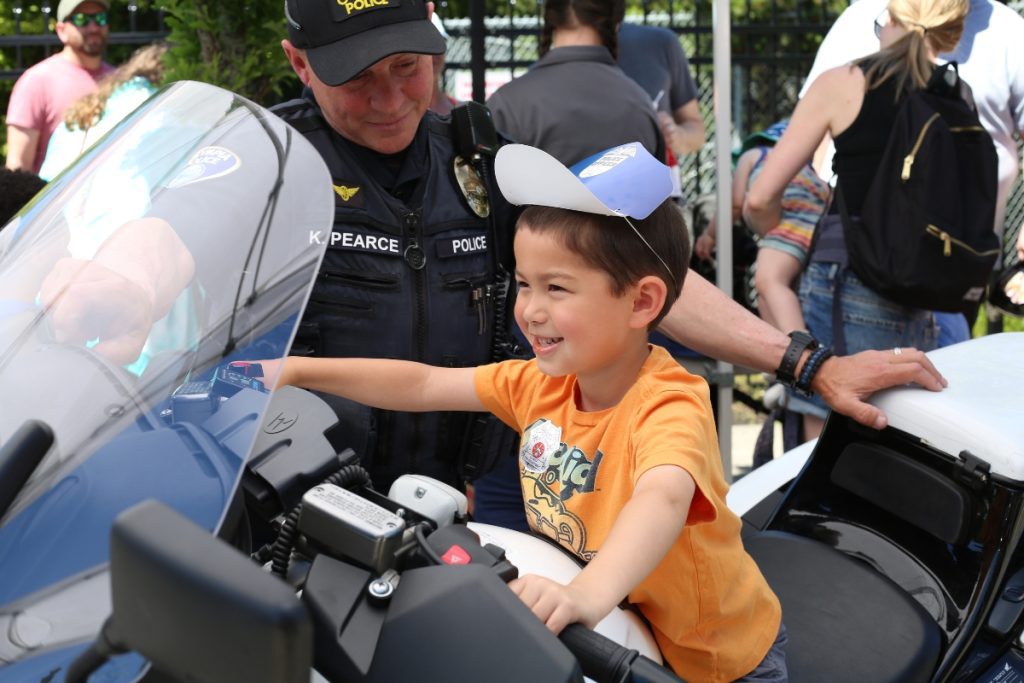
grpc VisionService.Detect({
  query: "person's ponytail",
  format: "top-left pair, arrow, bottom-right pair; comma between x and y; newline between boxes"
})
861,0 -> 967,97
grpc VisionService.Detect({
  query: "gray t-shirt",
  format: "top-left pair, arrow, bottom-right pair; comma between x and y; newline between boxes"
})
617,22 -> 699,117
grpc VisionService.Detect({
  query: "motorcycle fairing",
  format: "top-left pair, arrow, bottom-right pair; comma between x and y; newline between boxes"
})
0,81 -> 333,677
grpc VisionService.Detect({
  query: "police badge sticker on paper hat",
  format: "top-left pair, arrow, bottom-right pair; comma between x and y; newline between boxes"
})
494,142 -> 674,220
285,0 -> 445,86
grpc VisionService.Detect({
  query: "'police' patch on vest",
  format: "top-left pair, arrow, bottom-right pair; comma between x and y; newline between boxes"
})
319,230 -> 401,256
333,181 -> 365,208
330,0 -> 399,22
436,235 -> 488,258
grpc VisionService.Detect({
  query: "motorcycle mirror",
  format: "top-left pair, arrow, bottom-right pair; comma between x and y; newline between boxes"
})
101,499 -> 312,683
0,419 -> 54,520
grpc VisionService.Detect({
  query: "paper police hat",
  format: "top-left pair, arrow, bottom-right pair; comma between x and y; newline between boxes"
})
285,0 -> 444,87
495,142 -> 674,220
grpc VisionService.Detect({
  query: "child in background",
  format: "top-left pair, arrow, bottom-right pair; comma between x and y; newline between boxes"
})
273,142 -> 786,682
694,121 -> 830,333
695,122 -> 830,441
39,42 -> 168,182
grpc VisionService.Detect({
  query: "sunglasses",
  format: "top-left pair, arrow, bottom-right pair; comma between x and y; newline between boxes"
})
873,8 -> 889,39
68,11 -> 109,28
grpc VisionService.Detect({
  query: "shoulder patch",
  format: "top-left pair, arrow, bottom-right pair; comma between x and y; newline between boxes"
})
333,181 -> 365,207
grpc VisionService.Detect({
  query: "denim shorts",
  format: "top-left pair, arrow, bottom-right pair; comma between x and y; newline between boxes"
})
796,262 -> 939,413
735,622 -> 788,682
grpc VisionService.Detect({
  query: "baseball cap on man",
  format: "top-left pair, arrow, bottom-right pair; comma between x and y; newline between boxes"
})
57,0 -> 110,22
286,0 -> 445,87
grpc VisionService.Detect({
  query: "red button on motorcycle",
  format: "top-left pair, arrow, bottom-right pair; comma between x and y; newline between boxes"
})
441,545 -> 471,565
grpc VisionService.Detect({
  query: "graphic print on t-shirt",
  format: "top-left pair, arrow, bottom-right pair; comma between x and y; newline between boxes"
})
519,418 -> 604,561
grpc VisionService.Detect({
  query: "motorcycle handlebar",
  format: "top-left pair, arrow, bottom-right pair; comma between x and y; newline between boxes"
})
558,624 -> 686,683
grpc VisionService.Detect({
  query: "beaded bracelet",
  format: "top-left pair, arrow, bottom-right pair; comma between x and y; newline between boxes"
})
795,345 -> 834,397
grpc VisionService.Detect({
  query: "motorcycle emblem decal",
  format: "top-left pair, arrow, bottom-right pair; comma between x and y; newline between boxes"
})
333,184 -> 361,202
166,146 -> 241,188
453,155 -> 490,219
520,419 -> 561,473
264,411 -> 298,434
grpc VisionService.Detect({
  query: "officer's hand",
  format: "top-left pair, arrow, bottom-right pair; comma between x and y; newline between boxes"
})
39,257 -> 155,365
811,348 -> 946,430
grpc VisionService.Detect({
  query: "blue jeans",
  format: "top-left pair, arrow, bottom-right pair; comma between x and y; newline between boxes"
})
934,311 -> 970,347
471,448 -> 530,532
797,263 -> 939,412
735,622 -> 788,682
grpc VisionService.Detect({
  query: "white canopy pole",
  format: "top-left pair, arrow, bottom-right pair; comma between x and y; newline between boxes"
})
712,0 -> 735,481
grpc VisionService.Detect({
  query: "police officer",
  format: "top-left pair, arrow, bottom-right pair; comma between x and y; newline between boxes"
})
276,0 -> 520,496
276,0 -> 948,522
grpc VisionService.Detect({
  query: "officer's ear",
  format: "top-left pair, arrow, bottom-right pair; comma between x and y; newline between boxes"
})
281,39 -> 312,86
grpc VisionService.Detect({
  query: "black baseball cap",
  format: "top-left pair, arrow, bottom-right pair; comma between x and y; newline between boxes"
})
286,0 -> 445,87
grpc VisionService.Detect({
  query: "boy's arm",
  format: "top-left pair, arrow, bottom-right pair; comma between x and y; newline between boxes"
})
510,464 -> 694,633
280,356 -> 485,413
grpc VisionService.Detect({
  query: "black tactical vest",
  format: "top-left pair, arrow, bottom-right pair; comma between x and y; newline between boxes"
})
272,97 -> 518,491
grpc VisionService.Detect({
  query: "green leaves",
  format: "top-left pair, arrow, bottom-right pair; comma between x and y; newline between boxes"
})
160,0 -> 299,105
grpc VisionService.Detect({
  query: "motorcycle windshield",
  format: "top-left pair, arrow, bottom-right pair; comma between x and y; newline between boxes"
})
0,81 -> 332,674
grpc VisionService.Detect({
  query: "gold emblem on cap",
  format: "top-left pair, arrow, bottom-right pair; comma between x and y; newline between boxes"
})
333,184 -> 361,201
453,156 -> 490,219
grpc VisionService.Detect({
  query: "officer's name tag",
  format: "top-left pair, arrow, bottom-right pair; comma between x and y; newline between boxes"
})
436,235 -> 487,258
311,230 -> 401,255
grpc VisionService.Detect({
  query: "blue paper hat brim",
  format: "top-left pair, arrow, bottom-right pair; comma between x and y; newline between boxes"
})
495,142 -> 673,220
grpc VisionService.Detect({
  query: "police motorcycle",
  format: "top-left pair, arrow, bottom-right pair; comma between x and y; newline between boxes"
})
727,331 -> 1024,683
0,81 -> 679,683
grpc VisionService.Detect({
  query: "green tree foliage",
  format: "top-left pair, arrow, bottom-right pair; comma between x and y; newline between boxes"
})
160,0 -> 300,106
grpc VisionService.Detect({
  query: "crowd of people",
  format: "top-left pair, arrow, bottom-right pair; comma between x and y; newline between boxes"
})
3,0 -> 1024,679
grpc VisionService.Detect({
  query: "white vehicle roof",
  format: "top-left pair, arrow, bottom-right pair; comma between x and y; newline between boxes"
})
870,333 -> 1024,481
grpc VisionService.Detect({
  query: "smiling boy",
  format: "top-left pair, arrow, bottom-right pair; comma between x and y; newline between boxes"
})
276,142 -> 785,682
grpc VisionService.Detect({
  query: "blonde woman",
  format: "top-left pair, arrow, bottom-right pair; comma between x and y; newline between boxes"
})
39,42 -> 167,181
744,0 -> 968,437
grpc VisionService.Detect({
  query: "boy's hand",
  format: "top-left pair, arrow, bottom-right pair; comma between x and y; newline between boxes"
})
247,357 -> 295,389
509,574 -> 604,634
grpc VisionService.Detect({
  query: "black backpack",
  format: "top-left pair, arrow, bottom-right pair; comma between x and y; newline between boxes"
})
838,62 -> 1000,313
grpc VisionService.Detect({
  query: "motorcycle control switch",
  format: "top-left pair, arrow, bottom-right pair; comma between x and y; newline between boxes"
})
299,483 -> 406,574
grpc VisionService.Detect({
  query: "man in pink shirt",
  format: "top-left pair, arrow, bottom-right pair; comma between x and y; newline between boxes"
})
5,0 -> 114,173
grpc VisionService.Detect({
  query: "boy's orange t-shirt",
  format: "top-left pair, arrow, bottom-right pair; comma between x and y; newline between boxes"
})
474,346 -> 781,682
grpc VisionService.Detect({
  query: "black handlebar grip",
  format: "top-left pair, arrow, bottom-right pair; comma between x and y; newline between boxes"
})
559,623 -> 635,683
629,653 -> 688,683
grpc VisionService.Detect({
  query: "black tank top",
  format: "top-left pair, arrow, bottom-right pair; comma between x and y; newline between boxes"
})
829,61 -> 903,215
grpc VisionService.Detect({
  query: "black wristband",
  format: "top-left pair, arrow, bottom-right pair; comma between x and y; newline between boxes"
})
796,346 -> 834,396
775,331 -> 819,388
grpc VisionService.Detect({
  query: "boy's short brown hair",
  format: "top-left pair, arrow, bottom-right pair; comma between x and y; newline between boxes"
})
518,200 -> 690,329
